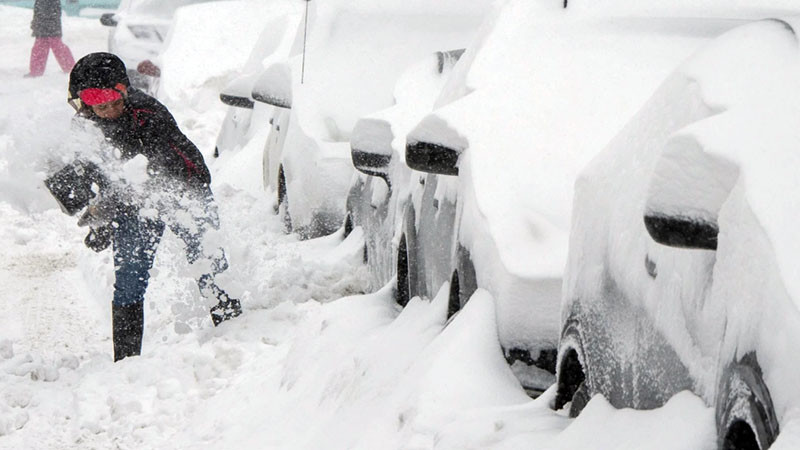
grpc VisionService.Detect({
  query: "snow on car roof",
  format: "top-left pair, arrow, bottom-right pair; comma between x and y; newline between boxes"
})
657,17 -> 800,304
421,0 -> 742,279
288,0 -> 490,143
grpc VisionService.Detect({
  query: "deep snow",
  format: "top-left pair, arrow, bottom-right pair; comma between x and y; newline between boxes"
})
0,4 -> 721,449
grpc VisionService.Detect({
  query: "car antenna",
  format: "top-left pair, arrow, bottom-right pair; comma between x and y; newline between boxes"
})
301,0 -> 311,84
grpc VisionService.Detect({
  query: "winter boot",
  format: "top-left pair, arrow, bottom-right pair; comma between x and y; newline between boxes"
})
112,302 -> 144,361
199,274 -> 242,326
210,294 -> 242,326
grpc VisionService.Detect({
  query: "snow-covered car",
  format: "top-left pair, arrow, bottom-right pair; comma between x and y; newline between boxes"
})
344,49 -> 465,292
212,4 -> 302,158
555,16 -> 800,449
253,0 -> 492,239
99,0 -> 220,92
391,1 -> 748,395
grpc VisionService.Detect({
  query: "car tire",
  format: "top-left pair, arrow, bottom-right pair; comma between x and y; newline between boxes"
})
554,319 -> 590,417
343,213 -> 353,238
447,270 -> 461,319
447,246 -> 477,319
396,234 -> 411,307
716,352 -> 779,450
278,165 -> 292,233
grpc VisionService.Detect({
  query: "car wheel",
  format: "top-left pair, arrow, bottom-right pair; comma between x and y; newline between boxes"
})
447,247 -> 477,319
396,234 -> 410,307
716,352 -> 779,450
278,165 -> 292,233
447,270 -> 460,319
554,319 -> 590,417
343,213 -> 353,238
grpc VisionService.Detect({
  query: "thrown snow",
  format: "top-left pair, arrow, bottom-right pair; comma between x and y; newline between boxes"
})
0,4 -> 725,450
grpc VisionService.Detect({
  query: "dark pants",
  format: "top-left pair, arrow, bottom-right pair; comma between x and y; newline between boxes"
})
109,190 -> 238,360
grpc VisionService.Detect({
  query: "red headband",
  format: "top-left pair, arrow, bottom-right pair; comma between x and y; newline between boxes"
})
79,88 -> 123,106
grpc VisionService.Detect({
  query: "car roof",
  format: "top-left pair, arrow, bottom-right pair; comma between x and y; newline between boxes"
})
410,1 -> 767,278
286,0 -> 492,142
648,18 -> 800,300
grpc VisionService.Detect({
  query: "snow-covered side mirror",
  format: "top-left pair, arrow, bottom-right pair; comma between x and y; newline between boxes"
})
351,118 -> 392,180
405,115 -> 466,176
643,214 -> 719,250
252,63 -> 292,109
100,13 -> 118,27
219,74 -> 255,109
644,134 -> 739,250
220,93 -> 255,109
352,48 -> 467,180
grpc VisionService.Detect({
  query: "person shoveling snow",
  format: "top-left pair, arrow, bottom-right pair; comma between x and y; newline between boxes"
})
45,52 -> 242,362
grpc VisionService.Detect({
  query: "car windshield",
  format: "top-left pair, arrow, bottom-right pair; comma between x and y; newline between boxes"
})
117,0 -> 218,16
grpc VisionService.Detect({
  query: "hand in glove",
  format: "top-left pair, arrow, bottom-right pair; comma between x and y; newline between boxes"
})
77,200 -> 115,228
85,225 -> 112,252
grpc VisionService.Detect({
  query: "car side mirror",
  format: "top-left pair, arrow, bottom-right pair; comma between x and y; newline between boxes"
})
252,63 -> 292,109
643,214 -> 718,250
100,13 -> 118,27
644,134 -> 738,251
219,74 -> 256,109
350,118 -> 393,180
405,115 -> 466,176
220,94 -> 255,109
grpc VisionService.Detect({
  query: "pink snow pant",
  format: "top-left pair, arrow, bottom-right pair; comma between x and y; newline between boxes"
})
29,37 -> 75,76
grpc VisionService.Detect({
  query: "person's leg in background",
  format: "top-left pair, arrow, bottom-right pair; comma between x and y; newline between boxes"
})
27,37 -> 51,77
111,213 -> 165,361
50,37 -> 75,73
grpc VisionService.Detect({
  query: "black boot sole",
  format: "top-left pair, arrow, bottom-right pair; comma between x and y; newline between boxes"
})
210,298 -> 242,326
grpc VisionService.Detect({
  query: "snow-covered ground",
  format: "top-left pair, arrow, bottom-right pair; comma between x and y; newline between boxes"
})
0,5 -> 718,450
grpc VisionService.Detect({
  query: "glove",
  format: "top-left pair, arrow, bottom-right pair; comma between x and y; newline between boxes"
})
77,200 -> 115,228
84,225 -> 112,252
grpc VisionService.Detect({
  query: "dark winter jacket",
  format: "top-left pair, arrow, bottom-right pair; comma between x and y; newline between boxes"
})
31,0 -> 62,38
87,88 -> 212,194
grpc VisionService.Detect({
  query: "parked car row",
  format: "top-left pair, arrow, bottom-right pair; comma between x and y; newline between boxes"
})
344,0 -> 739,396
203,0 -> 800,447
